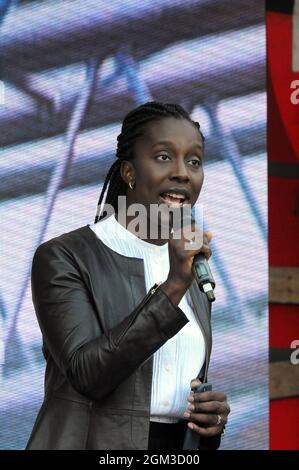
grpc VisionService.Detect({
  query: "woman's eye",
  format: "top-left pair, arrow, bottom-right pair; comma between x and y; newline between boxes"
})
189,159 -> 202,166
156,154 -> 171,161
156,155 -> 201,166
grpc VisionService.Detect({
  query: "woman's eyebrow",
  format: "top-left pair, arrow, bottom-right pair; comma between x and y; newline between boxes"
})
152,140 -> 203,150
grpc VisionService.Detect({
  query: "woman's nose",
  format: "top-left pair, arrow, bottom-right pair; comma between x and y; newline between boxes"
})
169,159 -> 190,181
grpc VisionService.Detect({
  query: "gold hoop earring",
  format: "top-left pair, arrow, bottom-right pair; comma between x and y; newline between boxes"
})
129,181 -> 135,190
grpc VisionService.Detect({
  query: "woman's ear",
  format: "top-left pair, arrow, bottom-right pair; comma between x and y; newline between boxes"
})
120,160 -> 135,185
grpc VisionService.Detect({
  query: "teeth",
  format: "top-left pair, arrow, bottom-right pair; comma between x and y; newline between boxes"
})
165,192 -> 185,200
160,193 -> 187,207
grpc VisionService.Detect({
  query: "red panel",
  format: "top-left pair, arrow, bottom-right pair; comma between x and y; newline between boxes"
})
267,12 -> 299,161
267,9 -> 299,452
270,304 -> 299,348
269,177 -> 299,266
267,74 -> 298,165
270,398 -> 299,449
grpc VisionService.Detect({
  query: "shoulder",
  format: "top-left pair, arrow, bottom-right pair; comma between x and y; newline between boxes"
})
33,225 -> 93,261
33,225 -> 113,267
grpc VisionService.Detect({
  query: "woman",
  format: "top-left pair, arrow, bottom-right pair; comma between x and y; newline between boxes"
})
26,101 -> 230,450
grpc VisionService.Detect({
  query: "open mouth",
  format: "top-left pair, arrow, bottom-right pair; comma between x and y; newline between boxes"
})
159,191 -> 189,208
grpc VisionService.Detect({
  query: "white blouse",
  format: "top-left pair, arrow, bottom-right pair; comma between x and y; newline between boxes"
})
90,214 -> 205,423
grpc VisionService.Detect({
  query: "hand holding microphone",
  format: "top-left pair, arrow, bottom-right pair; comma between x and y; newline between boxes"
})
161,206 -> 216,305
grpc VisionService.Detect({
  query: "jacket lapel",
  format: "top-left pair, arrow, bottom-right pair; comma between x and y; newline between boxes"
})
188,281 -> 212,360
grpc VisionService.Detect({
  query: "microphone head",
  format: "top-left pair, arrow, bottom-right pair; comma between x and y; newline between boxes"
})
206,290 -> 216,302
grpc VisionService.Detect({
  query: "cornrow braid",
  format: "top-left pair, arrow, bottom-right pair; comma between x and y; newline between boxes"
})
94,101 -> 205,223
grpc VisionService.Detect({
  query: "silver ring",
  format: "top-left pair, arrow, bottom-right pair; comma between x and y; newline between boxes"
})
216,415 -> 222,426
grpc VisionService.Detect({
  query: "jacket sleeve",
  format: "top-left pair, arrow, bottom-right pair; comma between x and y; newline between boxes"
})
31,239 -> 189,401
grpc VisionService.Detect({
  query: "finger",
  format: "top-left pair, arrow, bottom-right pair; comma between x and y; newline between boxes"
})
204,231 -> 212,242
184,412 -> 225,427
190,379 -> 202,390
187,422 -> 221,437
191,391 -> 227,403
183,239 -> 211,259
200,243 -> 212,259
187,401 -> 229,415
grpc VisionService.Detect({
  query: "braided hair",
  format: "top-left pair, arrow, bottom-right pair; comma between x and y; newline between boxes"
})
94,101 -> 205,223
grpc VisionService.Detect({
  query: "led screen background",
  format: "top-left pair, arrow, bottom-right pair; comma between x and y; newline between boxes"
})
0,0 -> 267,449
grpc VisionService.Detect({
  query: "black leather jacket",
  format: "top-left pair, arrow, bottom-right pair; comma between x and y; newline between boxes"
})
26,225 -> 221,450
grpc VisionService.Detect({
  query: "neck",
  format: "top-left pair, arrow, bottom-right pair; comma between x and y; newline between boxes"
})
115,212 -> 169,246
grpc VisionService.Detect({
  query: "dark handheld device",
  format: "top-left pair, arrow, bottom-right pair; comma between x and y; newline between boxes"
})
182,383 -> 213,450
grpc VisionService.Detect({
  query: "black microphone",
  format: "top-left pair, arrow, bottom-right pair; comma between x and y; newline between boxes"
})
170,206 -> 216,302
184,206 -> 216,302
191,206 -> 216,302
192,252 -> 216,302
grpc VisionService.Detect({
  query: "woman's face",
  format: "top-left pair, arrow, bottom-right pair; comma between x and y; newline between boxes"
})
120,116 -> 204,234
